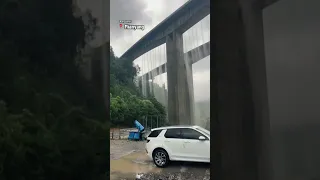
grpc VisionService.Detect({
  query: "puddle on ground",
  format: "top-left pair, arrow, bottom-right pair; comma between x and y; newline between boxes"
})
110,151 -> 162,180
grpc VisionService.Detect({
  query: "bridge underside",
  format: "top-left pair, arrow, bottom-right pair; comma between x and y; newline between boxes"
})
138,40 -> 210,125
138,41 -> 210,80
131,0 -> 210,126
121,0 -> 210,61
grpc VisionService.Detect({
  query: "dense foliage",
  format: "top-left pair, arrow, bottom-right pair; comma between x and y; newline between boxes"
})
109,47 -> 167,127
0,1 -> 108,180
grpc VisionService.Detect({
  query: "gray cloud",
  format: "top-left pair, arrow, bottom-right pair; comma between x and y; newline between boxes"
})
110,0 -> 152,44
76,0 -> 153,47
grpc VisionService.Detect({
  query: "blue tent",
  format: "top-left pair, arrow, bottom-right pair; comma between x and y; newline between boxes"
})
128,120 -> 145,140
134,120 -> 145,132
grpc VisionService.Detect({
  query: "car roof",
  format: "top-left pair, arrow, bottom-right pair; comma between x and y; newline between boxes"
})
151,125 -> 201,131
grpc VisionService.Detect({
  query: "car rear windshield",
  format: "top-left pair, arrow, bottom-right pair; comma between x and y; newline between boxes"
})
148,130 -> 162,137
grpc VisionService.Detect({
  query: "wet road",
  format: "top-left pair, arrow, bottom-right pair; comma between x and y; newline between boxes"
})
110,150 -> 210,180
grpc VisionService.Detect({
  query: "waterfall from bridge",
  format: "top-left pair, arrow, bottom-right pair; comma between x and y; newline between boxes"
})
133,14 -> 210,129
183,14 -> 210,129
134,44 -> 168,115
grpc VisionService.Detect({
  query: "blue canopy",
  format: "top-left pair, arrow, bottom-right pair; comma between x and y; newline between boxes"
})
134,120 -> 145,132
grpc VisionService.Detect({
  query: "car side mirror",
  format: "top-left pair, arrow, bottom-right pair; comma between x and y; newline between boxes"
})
199,136 -> 206,140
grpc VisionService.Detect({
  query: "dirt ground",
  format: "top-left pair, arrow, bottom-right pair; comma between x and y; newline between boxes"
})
110,140 -> 146,160
110,140 -> 210,180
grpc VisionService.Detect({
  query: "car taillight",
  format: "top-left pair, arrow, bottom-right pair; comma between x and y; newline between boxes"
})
147,140 -> 150,143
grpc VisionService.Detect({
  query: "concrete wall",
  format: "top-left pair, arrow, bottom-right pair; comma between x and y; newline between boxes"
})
263,0 -> 320,179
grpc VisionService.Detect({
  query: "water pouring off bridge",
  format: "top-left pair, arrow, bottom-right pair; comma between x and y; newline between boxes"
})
120,0 -> 211,128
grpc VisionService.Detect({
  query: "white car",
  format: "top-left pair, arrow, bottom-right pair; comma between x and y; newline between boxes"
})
145,125 -> 210,167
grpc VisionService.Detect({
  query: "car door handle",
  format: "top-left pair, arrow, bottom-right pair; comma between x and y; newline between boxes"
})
184,141 -> 190,143
165,140 -> 170,142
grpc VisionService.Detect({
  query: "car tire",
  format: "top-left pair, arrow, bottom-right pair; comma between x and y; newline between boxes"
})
152,149 -> 170,168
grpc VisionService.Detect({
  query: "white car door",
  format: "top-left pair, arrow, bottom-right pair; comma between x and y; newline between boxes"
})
180,128 -> 210,162
162,128 -> 184,160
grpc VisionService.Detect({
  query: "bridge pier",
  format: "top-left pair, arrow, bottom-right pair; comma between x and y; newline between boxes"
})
166,31 -> 195,125
145,73 -> 154,97
138,77 -> 143,95
138,74 -> 153,97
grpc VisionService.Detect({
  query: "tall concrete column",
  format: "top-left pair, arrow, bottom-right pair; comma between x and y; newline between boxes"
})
138,76 -> 143,95
145,73 -> 154,97
166,31 -> 195,125
186,55 -> 195,125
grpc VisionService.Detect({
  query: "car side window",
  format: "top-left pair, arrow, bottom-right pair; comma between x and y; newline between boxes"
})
164,129 -> 181,139
148,130 -> 162,138
180,128 -> 206,140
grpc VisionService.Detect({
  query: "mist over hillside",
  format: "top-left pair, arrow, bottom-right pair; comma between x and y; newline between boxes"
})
194,100 -> 210,130
142,81 -> 210,129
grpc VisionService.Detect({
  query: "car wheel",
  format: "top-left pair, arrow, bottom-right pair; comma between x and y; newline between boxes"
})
152,149 -> 169,168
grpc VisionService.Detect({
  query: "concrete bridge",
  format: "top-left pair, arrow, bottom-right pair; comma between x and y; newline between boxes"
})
120,0 -> 210,126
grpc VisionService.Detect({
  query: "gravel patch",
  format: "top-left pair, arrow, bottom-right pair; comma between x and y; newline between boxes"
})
137,170 -> 210,180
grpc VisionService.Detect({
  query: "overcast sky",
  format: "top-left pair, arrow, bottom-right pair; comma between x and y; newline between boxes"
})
76,0 -> 210,102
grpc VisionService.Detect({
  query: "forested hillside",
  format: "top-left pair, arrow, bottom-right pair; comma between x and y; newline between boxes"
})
109,47 -> 166,127
195,100 -> 210,129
